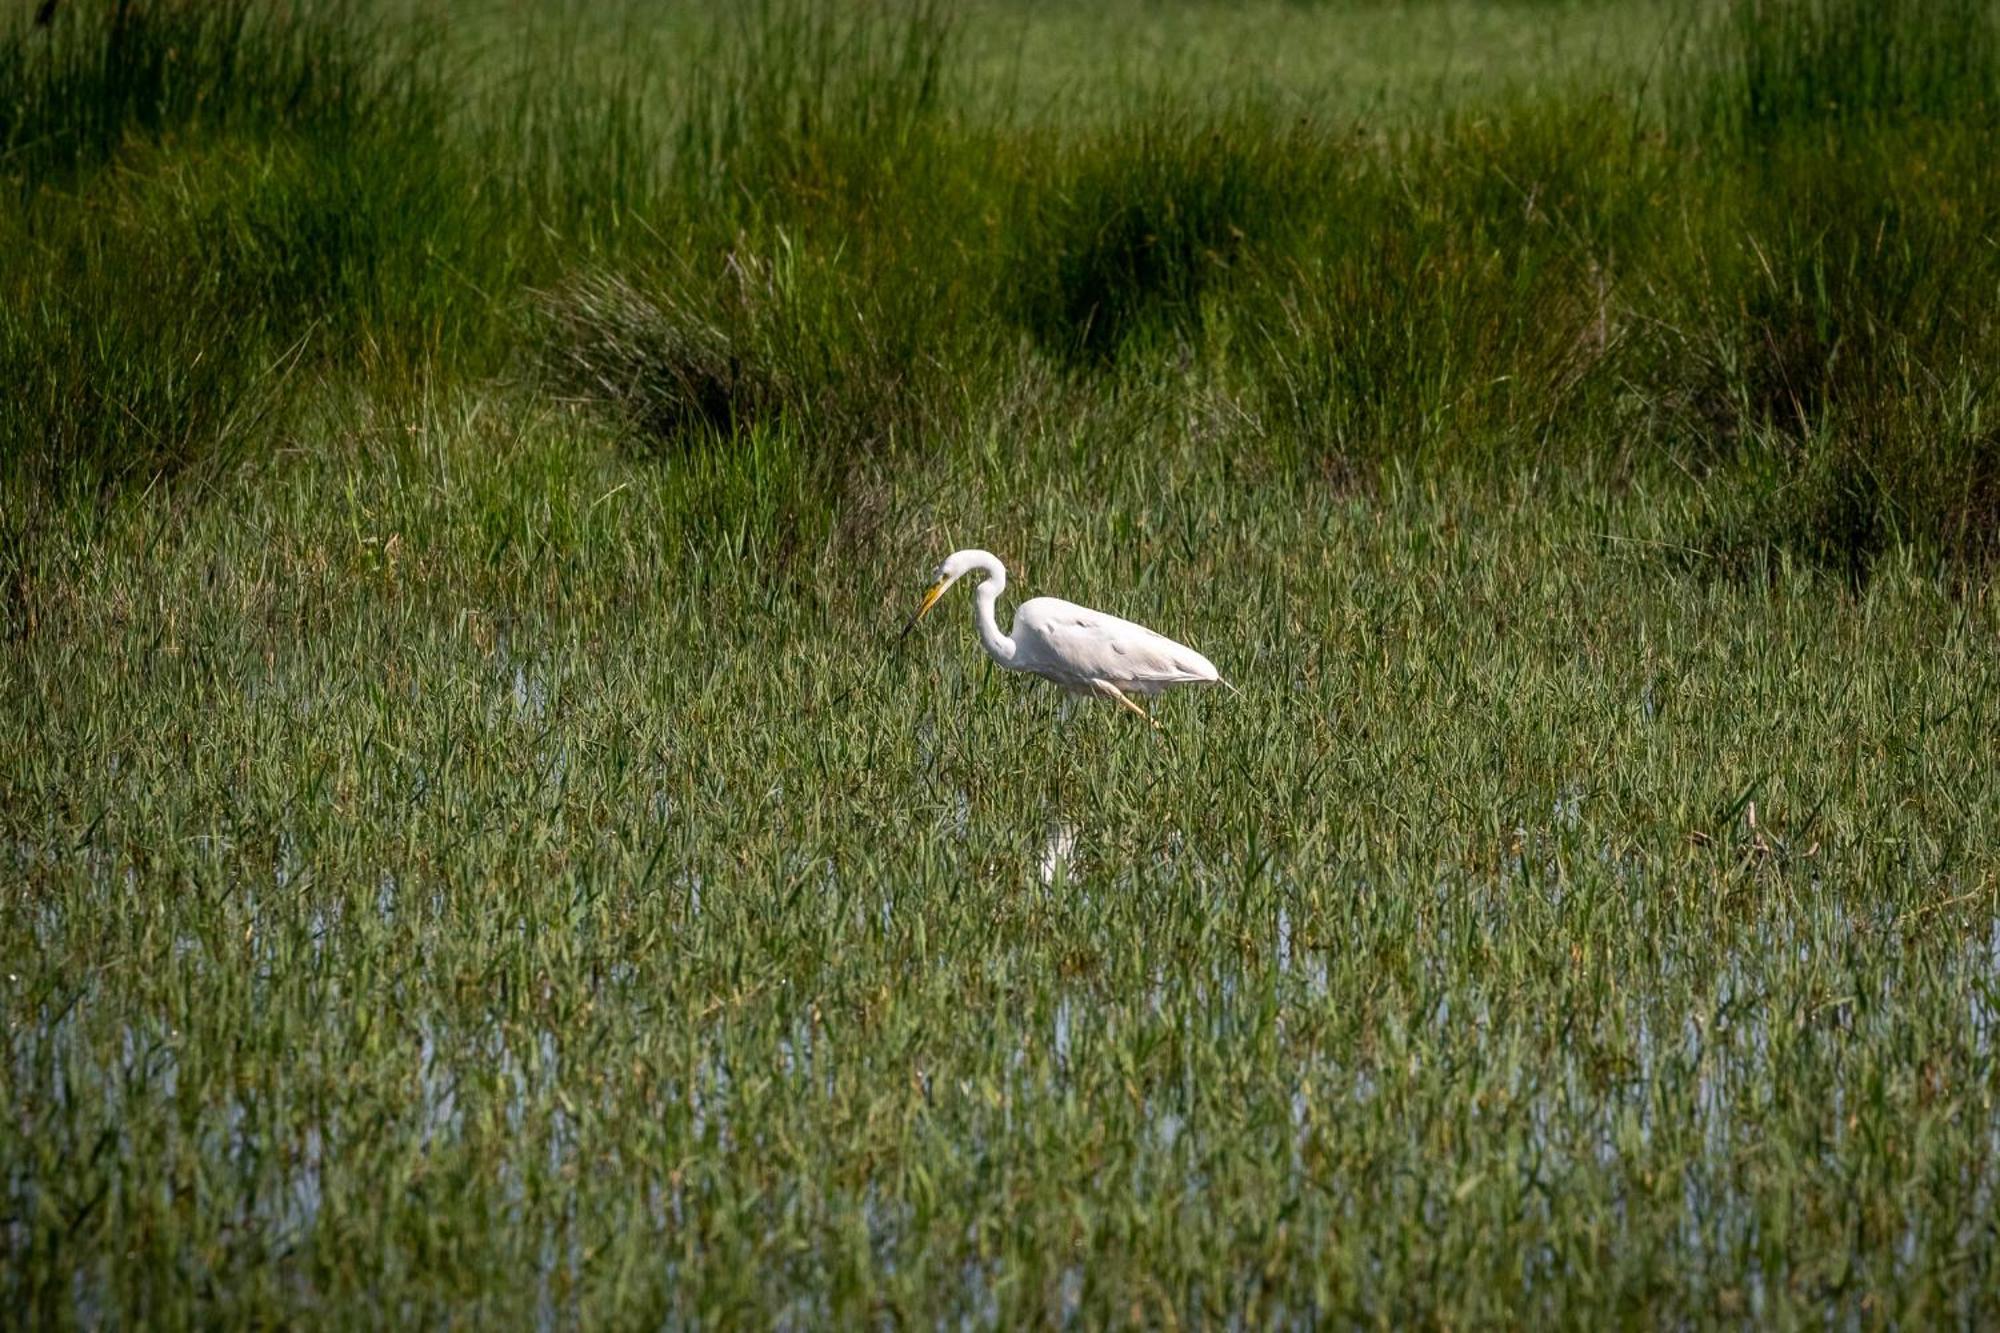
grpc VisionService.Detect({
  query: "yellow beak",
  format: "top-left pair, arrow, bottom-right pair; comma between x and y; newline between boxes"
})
902,579 -> 948,638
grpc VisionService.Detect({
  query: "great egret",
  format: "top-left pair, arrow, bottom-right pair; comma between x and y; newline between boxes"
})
903,548 -> 1233,726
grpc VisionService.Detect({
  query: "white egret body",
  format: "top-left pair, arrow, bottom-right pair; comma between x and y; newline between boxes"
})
905,549 -> 1232,726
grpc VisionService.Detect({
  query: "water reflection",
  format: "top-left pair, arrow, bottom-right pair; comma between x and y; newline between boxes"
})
1038,821 -> 1077,887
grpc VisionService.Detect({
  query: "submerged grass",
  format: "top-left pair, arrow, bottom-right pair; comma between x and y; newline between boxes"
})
4,396 -> 1996,1324
3,0 -> 1999,1324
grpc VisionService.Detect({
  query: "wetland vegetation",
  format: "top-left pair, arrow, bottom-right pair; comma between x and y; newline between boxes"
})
2,0 -> 1997,1324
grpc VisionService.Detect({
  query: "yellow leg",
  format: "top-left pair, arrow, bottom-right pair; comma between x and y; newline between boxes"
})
1094,679 -> 1161,730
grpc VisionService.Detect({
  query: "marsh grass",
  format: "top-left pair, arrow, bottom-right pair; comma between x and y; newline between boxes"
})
539,269 -> 795,448
4,393 -> 1996,1324
1687,0 -> 2000,141
4,0 -> 2000,1324
1009,102 -> 1306,363
0,0 -> 424,187
6,0 -> 1998,572
670,0 -> 955,208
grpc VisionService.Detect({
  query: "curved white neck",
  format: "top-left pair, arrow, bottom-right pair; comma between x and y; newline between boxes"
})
968,557 -> 1017,666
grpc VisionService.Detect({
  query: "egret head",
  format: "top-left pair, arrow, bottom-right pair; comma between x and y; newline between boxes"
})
903,549 -> 1001,637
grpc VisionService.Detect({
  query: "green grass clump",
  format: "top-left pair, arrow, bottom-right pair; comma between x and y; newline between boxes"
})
1691,0 -> 2000,142
0,1 -> 475,485
0,0 -> 433,189
539,269 -> 791,449
1644,123 -> 2000,574
671,0 -> 955,217
0,190 -> 277,487
1011,105 -> 1305,362
539,234 -> 986,473
1246,103 -> 1649,473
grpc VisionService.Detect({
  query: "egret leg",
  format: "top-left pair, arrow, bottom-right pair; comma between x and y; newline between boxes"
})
1092,679 -> 1161,730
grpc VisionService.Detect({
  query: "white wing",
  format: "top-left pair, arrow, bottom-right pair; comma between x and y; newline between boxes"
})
1010,597 -> 1220,693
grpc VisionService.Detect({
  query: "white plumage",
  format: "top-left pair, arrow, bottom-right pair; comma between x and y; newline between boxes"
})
904,548 -> 1232,726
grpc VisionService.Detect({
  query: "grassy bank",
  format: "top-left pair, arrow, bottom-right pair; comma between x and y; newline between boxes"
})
3,0 -> 1998,1324
4,0 -> 1997,566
